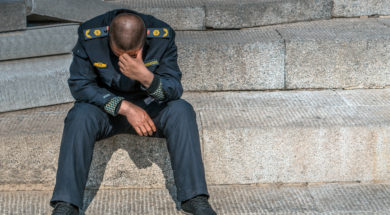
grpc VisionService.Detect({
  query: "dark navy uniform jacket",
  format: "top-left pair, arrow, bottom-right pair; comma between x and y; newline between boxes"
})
68,9 -> 183,116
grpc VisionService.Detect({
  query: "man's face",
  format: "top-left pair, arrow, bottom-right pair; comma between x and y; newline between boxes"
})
110,41 -> 142,58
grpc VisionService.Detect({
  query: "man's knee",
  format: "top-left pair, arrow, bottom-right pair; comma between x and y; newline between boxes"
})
166,99 -> 196,119
65,102 -> 107,131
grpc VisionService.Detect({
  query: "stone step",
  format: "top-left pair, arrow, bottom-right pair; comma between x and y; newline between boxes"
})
333,0 -> 390,17
0,24 -> 79,61
0,54 -> 74,113
176,28 -> 284,91
26,0 -> 121,24
109,0 -> 205,31
26,0 -> 203,30
0,0 -> 26,33
2,18 -> 390,112
1,89 -> 389,189
27,0 -> 333,30
1,183 -> 389,214
111,0 -> 333,30
0,25 -> 283,112
277,18 -> 390,89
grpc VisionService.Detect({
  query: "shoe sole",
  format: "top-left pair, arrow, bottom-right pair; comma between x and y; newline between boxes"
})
180,210 -> 193,215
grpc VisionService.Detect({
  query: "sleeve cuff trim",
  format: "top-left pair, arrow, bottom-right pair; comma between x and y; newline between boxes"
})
104,96 -> 125,116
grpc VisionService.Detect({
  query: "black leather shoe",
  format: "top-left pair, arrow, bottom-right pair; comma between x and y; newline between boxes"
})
51,201 -> 79,215
181,194 -> 217,215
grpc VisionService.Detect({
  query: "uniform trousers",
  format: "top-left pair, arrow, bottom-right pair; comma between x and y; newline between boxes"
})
50,98 -> 209,209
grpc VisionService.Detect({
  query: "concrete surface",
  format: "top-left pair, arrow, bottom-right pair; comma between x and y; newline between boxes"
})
177,29 -> 285,91
0,28 -> 285,112
194,89 -> 390,184
27,0 -> 203,30
0,102 -> 204,189
277,18 -> 390,89
0,0 -> 26,33
27,0 -> 121,23
0,183 -> 389,214
2,19 -> 390,112
0,55 -> 74,112
1,89 -> 389,187
333,0 -> 390,17
205,0 -> 332,29
0,24 -> 79,61
112,0 -> 205,30
0,103 -> 173,189
379,18 -> 390,27
22,0 -> 390,30
28,0 -> 335,30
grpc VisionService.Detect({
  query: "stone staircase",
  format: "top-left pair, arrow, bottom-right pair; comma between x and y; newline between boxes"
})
1,0 -> 390,214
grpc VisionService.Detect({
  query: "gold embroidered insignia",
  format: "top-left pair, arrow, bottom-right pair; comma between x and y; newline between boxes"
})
145,60 -> 159,67
147,28 -> 170,38
93,62 -> 107,68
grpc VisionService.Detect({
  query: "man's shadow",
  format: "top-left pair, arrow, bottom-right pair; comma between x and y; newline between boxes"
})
80,134 -> 181,213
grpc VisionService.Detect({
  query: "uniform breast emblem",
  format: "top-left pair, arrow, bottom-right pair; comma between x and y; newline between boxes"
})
93,62 -> 107,68
144,60 -> 159,67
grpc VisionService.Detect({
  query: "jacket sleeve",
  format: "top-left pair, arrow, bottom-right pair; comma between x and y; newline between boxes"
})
141,30 -> 183,103
68,40 -> 124,116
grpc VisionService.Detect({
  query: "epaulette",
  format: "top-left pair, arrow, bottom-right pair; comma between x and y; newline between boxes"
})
84,26 -> 171,40
83,26 -> 109,40
146,28 -> 170,38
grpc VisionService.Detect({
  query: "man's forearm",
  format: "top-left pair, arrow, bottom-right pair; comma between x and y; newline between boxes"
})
137,67 -> 154,88
106,69 -> 163,117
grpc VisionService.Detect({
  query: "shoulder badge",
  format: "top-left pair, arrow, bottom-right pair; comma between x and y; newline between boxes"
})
84,26 -> 109,40
147,28 -> 170,39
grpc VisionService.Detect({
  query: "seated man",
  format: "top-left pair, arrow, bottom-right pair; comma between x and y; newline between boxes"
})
50,9 -> 216,215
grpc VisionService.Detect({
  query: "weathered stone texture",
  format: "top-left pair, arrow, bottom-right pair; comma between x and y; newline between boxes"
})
28,0 -> 338,30
0,0 -> 26,32
115,0 -> 205,30
28,0 -> 204,30
177,29 -> 285,91
184,89 -> 390,184
3,19 -> 390,111
0,55 -> 74,112
0,29 -> 285,112
205,0 -> 332,29
0,103 -> 203,189
309,183 -> 390,212
277,19 -> 390,89
1,184 -> 390,214
27,0 -> 120,22
333,0 -> 390,17
379,18 -> 390,27
203,123 -> 389,185
0,24 -> 79,61
0,114 -> 173,188
1,89 -> 389,187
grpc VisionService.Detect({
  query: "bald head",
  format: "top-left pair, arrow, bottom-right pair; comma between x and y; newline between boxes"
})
109,13 -> 146,52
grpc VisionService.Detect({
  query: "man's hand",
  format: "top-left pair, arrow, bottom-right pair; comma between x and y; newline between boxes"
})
118,100 -> 156,136
118,49 -> 154,88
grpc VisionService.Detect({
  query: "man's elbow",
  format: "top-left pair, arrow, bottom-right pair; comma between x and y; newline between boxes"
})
161,80 -> 183,102
169,79 -> 183,100
176,82 -> 183,99
68,79 -> 86,101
